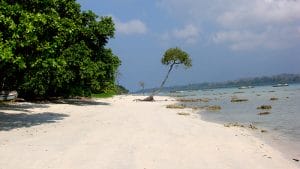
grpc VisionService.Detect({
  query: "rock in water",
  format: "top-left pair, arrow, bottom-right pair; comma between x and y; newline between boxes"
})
257,105 -> 272,110
258,112 -> 271,115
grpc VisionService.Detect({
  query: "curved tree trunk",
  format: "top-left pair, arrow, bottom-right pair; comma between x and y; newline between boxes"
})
153,63 -> 175,95
142,63 -> 175,101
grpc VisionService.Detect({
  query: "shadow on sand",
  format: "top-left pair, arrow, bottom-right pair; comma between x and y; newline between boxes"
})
0,102 -> 67,131
51,99 -> 110,106
0,103 -> 49,113
0,98 -> 109,131
0,112 -> 68,131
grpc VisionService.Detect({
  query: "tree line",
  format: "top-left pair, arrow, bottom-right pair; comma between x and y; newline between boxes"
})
138,73 -> 300,93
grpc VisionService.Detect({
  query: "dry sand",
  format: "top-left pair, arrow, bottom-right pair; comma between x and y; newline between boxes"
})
0,95 -> 298,169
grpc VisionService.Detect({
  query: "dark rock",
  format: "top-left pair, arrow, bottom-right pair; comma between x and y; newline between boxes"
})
177,98 -> 210,102
258,112 -> 271,115
206,105 -> 222,111
177,112 -> 190,116
257,105 -> 272,110
231,98 -> 248,102
224,122 -> 245,128
166,104 -> 185,109
249,124 -> 258,130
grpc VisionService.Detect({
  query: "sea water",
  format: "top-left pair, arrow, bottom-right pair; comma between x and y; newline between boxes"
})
167,84 -> 300,160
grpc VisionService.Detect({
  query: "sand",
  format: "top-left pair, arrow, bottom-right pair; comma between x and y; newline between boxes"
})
0,95 -> 298,169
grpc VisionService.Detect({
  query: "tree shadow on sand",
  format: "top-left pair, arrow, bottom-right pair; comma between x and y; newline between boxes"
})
0,103 -> 49,113
0,112 -> 68,131
51,99 -> 110,106
0,98 -> 109,131
0,103 -> 67,131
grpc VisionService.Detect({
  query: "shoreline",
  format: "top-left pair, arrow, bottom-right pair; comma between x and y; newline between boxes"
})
250,125 -> 300,163
199,113 -> 300,164
0,95 -> 298,169
187,99 -> 300,163
171,84 -> 300,164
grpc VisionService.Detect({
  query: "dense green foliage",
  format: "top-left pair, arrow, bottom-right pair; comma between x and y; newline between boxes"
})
91,85 -> 129,98
0,0 -> 120,99
161,47 -> 192,68
115,85 -> 129,95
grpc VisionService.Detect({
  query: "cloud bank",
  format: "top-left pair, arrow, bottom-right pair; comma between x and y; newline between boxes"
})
158,0 -> 300,50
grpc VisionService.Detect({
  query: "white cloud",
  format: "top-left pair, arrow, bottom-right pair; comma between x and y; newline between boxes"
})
162,24 -> 200,44
172,25 -> 200,44
157,0 -> 300,51
217,0 -> 300,28
213,30 -> 267,50
213,26 -> 300,50
114,19 -> 147,35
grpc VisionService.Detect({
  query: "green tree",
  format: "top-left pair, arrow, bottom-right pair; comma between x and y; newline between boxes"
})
116,85 -> 129,95
0,0 -> 120,99
143,47 -> 192,101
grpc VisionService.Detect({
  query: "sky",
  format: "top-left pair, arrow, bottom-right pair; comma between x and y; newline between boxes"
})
77,0 -> 300,92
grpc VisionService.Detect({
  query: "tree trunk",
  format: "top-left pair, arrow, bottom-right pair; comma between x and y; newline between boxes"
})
142,63 -> 175,101
154,63 -> 175,95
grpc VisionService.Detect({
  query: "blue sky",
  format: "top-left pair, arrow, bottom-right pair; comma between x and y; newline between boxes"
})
77,0 -> 300,91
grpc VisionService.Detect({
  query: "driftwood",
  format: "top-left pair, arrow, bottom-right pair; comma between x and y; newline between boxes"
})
133,95 -> 155,102
142,95 -> 154,101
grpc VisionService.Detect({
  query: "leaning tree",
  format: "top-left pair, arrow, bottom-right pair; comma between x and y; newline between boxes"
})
143,47 -> 192,101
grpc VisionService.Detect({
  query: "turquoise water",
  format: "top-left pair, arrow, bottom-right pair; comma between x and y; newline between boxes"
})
167,84 -> 300,159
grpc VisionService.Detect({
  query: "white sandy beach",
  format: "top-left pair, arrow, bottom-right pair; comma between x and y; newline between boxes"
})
0,95 -> 298,169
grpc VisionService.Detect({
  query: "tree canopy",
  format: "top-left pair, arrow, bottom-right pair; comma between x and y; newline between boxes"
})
161,47 -> 192,68
158,47 -> 192,91
0,0 -> 121,99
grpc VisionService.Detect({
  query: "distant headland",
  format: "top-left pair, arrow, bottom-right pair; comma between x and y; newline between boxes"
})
137,73 -> 300,93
